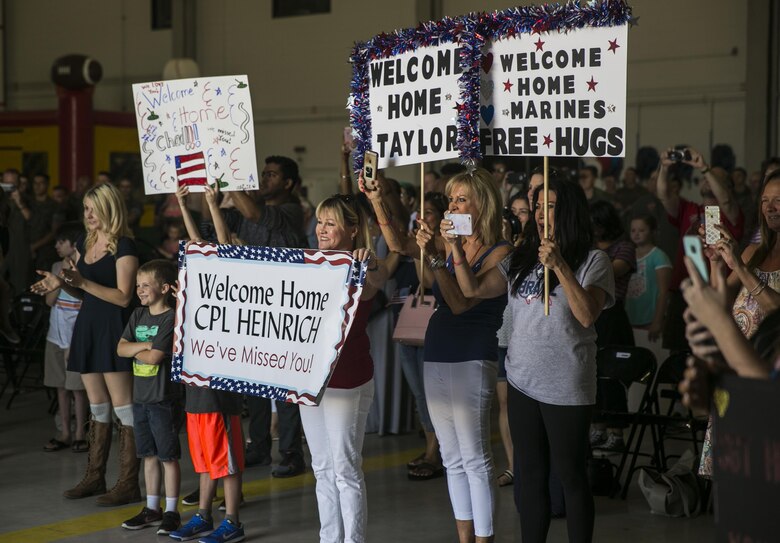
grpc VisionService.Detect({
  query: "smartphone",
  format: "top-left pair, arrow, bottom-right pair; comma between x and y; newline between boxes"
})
343,126 -> 355,151
363,150 -> 379,191
683,235 -> 709,282
704,205 -> 721,246
445,212 -> 473,236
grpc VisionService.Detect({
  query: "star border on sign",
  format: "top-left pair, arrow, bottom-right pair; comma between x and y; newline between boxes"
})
377,105 -> 383,112
543,134 -> 553,148
502,109 -> 509,117
534,38 -> 545,52
445,93 -> 452,101
586,76 -> 598,92
608,39 -> 620,53
503,79 -> 513,92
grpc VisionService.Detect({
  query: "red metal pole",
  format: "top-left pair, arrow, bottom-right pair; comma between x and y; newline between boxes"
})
56,85 -> 94,192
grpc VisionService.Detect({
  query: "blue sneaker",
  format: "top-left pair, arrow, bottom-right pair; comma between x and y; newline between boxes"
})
169,513 -> 213,541
198,519 -> 245,543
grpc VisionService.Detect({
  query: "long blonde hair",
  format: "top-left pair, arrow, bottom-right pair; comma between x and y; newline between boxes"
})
445,167 -> 503,247
83,182 -> 133,255
747,172 -> 780,271
315,194 -> 373,252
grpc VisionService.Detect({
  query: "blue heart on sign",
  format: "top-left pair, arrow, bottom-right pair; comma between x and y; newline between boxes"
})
480,105 -> 494,125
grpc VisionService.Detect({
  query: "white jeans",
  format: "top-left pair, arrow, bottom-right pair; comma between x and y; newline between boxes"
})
300,379 -> 375,543
424,360 -> 497,537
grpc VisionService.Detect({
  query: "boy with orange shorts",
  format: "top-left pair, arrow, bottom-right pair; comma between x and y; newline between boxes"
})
170,387 -> 245,543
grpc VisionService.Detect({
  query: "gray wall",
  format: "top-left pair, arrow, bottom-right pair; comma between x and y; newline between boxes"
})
1,0 -> 763,203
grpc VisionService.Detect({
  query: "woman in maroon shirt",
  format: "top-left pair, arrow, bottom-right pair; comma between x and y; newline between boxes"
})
299,194 -> 388,543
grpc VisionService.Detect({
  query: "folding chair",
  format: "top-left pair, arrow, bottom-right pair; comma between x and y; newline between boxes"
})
592,345 -> 657,499
634,352 -> 708,470
0,294 -> 50,408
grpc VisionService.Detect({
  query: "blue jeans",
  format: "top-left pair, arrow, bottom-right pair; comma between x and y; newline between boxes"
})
133,399 -> 183,462
399,343 -> 434,433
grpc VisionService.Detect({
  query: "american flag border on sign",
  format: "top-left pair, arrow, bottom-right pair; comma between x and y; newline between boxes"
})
172,241 -> 366,406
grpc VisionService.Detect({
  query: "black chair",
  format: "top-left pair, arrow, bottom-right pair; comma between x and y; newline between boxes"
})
592,345 -> 657,498
0,294 -> 50,408
613,352 -> 708,499
643,352 -> 707,468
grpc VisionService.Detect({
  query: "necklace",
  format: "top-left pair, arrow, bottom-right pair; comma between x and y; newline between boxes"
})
464,241 -> 484,267
91,239 -> 106,262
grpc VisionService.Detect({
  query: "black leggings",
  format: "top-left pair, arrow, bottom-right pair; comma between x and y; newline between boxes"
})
508,385 -> 594,543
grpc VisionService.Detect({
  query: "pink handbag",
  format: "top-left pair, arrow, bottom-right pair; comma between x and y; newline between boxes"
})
392,288 -> 436,346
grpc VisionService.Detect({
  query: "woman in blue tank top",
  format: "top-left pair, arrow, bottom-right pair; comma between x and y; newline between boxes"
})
415,167 -> 511,543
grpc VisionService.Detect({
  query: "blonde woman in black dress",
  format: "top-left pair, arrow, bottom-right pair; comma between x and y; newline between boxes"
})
33,182 -> 140,506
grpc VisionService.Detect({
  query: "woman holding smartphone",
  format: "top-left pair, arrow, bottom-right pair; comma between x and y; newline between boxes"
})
696,169 -> 780,478
415,167 -> 511,543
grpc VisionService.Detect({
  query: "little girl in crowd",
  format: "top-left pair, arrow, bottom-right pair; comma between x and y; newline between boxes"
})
625,214 -> 672,363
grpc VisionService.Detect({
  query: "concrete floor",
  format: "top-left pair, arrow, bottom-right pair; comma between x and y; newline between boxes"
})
0,389 -> 715,542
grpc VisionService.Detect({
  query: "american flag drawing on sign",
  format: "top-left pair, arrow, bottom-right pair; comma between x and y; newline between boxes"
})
175,152 -> 208,187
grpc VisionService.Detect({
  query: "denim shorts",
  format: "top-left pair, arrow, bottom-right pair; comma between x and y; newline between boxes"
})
133,399 -> 184,461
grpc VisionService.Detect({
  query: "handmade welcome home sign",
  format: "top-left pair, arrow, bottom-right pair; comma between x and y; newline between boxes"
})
349,18 -> 481,173
479,24 -> 628,157
172,242 -> 367,406
366,42 -> 463,168
348,1 -> 633,171
713,375 -> 780,542
348,2 -> 632,311
132,75 -> 259,194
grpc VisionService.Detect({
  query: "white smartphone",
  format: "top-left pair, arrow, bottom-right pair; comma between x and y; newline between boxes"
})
445,213 -> 473,236
704,206 -> 721,246
363,150 -> 378,191
683,235 -> 709,282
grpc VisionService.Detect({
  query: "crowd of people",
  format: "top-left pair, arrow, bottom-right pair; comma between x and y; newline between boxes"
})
1,139 -> 779,543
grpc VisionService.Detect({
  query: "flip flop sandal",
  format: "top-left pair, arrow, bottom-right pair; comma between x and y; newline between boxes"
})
406,452 -> 427,470
71,440 -> 89,453
408,462 -> 444,481
498,469 -> 514,487
43,438 -> 70,452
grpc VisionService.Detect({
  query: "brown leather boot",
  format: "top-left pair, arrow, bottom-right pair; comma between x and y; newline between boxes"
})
96,424 -> 142,507
63,420 -> 112,499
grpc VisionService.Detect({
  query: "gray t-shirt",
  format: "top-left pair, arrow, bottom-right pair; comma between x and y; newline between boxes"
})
499,249 -> 615,406
122,307 -> 177,404
217,201 -> 307,249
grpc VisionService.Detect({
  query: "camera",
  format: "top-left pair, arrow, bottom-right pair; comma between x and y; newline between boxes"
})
506,171 -> 527,186
503,207 -> 522,240
668,148 -> 691,162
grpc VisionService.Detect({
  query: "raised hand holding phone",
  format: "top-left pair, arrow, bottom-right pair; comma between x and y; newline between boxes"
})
683,235 -> 709,283
704,206 -> 721,246
363,150 -> 379,191
444,213 -> 473,236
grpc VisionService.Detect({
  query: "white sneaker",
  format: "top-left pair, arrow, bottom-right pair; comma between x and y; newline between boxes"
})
589,429 -> 607,447
602,433 -> 625,452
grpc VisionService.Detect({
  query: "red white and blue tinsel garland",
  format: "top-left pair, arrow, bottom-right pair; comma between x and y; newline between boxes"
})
348,0 -> 633,172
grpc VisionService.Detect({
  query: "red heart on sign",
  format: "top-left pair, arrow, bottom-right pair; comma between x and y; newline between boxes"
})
481,53 -> 493,74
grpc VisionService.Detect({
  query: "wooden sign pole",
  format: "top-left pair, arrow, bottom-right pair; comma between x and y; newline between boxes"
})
543,156 -> 550,316
420,163 -> 425,304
